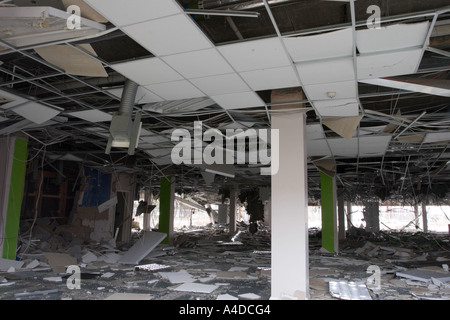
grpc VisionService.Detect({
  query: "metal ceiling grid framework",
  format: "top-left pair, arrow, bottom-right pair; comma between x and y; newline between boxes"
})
0,0 -> 449,205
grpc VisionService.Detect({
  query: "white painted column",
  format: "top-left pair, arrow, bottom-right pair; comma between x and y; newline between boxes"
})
271,105 -> 309,299
422,202 -> 428,233
229,188 -> 237,235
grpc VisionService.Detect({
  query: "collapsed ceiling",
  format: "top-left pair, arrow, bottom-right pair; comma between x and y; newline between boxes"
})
1,0 -> 450,206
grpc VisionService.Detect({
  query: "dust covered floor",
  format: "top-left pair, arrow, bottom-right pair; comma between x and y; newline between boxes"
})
1,221 -> 450,300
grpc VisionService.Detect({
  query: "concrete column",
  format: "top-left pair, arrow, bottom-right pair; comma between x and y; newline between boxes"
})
346,201 -> 353,228
143,188 -> 152,231
414,203 -> 420,230
229,188 -> 237,235
159,176 -> 175,245
364,202 -> 380,232
321,172 -> 338,253
271,101 -> 309,299
218,204 -> 228,224
422,202 -> 428,233
338,191 -> 346,240
0,135 -> 28,259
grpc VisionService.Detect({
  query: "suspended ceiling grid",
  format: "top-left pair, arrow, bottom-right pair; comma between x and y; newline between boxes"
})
0,0 -> 450,204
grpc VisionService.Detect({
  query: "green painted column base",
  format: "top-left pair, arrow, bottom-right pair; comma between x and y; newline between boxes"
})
321,172 -> 336,253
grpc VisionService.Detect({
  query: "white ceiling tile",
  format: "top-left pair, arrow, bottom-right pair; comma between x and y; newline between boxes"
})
123,14 -> 212,56
307,139 -> 331,157
304,80 -> 357,100
108,87 -> 164,104
161,49 -> 234,79
329,138 -> 358,157
423,132 -> 450,144
359,78 -> 450,97
358,135 -> 392,156
110,58 -> 183,86
313,99 -> 360,117
296,57 -> 355,85
69,109 -> 112,122
357,49 -> 423,80
217,37 -> 291,72
284,28 -> 353,62
356,22 -> 430,54
307,124 -> 326,140
240,66 -> 301,91
190,73 -> 250,96
84,0 -> 182,27
13,102 -> 61,124
145,80 -> 205,100
211,91 -> 265,110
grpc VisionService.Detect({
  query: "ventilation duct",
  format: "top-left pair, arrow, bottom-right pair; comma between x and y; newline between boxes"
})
105,79 -> 142,155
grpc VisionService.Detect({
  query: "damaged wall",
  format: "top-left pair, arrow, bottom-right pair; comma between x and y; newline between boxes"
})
69,168 -> 135,243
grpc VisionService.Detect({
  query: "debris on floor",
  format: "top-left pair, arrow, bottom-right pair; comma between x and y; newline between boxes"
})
0,218 -> 449,300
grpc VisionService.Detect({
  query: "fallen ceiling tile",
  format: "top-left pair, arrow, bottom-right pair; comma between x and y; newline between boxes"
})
322,115 -> 363,139
118,231 -> 166,265
68,109 -> 112,122
174,282 -> 218,294
34,44 -> 108,77
158,269 -> 195,284
13,101 -> 62,124
104,293 -> 152,300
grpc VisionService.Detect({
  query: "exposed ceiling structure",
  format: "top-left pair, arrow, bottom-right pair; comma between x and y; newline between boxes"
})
1,0 -> 450,205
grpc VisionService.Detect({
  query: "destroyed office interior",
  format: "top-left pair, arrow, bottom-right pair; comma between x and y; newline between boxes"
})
0,0 -> 450,301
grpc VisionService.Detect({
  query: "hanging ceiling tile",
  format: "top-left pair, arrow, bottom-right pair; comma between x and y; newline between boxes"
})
356,21 -> 430,54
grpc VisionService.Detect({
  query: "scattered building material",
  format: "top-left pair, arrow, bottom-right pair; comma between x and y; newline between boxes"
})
174,282 -> 218,294
105,293 -> 152,300
118,231 -> 166,265
0,258 -> 24,272
43,252 -> 77,273
329,281 -> 372,300
396,269 -> 450,283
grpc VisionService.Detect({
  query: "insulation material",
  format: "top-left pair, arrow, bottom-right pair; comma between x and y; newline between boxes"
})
62,0 -> 108,22
397,134 -> 425,143
329,281 -> 372,300
34,44 -> 108,77
312,157 -> 336,177
13,101 -> 61,124
118,231 -> 166,265
322,115 -> 363,139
